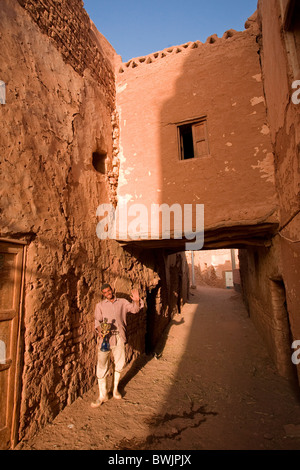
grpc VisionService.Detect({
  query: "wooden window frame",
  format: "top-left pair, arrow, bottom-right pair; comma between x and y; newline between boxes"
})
177,117 -> 210,161
280,0 -> 300,79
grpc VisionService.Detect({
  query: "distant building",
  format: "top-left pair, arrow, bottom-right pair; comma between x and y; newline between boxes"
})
186,249 -> 241,290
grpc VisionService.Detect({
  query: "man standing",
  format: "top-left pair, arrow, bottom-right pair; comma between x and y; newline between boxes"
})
91,283 -> 144,408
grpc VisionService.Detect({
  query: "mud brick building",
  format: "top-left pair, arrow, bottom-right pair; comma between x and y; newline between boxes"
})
0,0 -> 299,449
115,0 -> 300,382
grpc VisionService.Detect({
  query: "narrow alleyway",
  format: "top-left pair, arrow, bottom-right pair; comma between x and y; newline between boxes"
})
16,286 -> 300,451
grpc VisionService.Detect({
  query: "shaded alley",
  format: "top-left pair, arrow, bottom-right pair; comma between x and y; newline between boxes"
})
16,286 -> 300,451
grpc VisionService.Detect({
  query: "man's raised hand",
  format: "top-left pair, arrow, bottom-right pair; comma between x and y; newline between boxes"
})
130,288 -> 140,303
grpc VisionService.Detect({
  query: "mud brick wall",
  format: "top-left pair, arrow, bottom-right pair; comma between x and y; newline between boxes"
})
115,14 -> 278,239
17,0 -> 115,111
0,0 -> 188,443
244,0 -> 300,383
239,242 -> 294,379
257,0 -> 300,339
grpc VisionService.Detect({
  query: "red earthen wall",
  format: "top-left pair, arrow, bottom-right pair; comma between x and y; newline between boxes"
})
0,0 -> 188,443
240,0 -> 300,382
2,0 -> 299,448
115,16 -> 278,239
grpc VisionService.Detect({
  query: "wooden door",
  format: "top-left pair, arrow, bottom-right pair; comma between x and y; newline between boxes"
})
0,241 -> 24,450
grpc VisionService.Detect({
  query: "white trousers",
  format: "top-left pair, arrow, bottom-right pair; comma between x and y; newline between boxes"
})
96,335 -> 126,379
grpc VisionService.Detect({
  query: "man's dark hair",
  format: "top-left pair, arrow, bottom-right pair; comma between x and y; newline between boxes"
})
101,283 -> 112,291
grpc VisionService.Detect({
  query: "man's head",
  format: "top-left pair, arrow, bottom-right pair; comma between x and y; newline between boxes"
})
101,283 -> 114,300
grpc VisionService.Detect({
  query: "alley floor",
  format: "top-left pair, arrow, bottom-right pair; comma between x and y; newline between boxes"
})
16,286 -> 300,451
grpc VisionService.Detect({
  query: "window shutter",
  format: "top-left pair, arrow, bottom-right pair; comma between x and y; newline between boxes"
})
192,121 -> 209,157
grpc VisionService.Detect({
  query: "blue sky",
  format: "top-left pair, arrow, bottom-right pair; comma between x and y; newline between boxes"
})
83,0 -> 258,62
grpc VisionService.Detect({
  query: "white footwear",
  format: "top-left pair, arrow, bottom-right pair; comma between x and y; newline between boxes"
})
113,371 -> 122,400
91,378 -> 109,408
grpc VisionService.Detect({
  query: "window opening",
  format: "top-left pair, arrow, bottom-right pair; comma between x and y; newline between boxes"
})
282,0 -> 300,77
178,118 -> 209,160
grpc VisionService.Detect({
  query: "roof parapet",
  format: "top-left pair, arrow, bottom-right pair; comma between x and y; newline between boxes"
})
118,28 -> 243,74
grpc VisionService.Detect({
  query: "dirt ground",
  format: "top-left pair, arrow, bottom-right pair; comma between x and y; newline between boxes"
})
15,286 -> 300,451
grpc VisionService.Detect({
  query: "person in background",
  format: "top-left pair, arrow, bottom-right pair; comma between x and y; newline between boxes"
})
91,283 -> 144,408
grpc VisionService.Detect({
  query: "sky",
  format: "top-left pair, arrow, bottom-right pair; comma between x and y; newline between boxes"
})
83,0 -> 258,62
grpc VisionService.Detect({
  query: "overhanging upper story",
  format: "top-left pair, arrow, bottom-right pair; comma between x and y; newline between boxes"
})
110,15 -> 279,251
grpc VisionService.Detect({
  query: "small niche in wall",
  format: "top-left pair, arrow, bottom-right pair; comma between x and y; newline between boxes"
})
92,151 -> 107,174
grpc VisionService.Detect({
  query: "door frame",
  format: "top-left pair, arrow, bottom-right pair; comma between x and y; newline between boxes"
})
0,238 -> 26,449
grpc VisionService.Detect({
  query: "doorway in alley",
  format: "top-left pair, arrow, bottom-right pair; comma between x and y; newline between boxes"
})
269,278 -> 298,382
0,240 -> 25,450
145,286 -> 159,355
